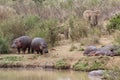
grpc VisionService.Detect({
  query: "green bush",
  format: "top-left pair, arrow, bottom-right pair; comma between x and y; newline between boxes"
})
0,15 -> 39,41
23,15 -> 40,31
0,37 -> 9,54
0,16 -> 60,47
107,14 -> 120,33
73,56 -> 110,71
29,19 -> 59,47
55,58 -> 70,69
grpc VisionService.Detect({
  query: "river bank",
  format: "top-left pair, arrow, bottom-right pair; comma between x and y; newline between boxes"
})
0,54 -> 119,71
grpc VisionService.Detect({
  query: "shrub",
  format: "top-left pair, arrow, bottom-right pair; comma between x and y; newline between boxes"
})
0,37 -> 9,54
73,56 -> 110,71
73,61 -> 89,71
23,15 -> 40,32
55,58 -> 70,69
0,15 -> 39,41
107,14 -> 120,33
69,18 -> 89,41
29,19 -> 59,47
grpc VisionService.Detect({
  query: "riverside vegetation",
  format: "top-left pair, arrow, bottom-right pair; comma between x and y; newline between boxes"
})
0,0 -> 120,80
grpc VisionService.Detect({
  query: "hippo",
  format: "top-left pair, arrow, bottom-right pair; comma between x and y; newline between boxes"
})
31,37 -> 48,54
95,49 -> 113,56
88,70 -> 105,80
94,45 -> 115,56
83,46 -> 97,56
11,36 -> 32,54
88,70 -> 105,77
102,44 -> 115,51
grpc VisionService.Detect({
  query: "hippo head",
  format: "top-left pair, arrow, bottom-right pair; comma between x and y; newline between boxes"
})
11,39 -> 22,48
43,48 -> 48,53
40,44 -> 48,53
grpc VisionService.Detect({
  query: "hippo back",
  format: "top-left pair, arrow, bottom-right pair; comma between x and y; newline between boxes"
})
95,47 -> 114,56
31,37 -> 47,48
83,46 -> 97,55
19,36 -> 32,47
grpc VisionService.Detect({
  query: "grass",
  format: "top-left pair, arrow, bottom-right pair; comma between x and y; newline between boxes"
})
73,56 -> 110,71
1,56 -> 23,61
103,70 -> 120,80
54,58 -> 70,69
0,52 -> 118,71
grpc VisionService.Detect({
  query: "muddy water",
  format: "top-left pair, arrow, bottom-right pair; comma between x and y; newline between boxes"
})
0,69 -> 101,80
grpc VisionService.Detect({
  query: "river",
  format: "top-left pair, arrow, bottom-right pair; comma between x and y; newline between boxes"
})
0,69 -> 101,80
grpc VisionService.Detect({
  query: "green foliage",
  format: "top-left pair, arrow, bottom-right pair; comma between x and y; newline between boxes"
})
0,18 -> 27,41
0,15 -> 39,40
107,14 -> 120,33
55,58 -> 70,69
1,0 -> 120,52
0,56 -> 23,67
0,37 -> 9,54
2,56 -> 23,61
69,18 -> 89,41
73,61 -> 89,71
0,15 -> 60,47
29,19 -> 59,47
23,15 -> 39,29
73,56 -> 110,71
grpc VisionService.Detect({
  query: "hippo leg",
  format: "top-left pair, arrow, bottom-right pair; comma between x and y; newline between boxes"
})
40,50 -> 43,55
36,50 -> 39,54
22,48 -> 27,54
31,48 -> 34,53
28,46 -> 31,53
17,48 -> 21,54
